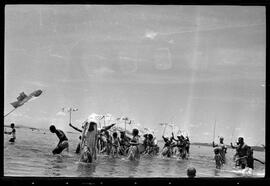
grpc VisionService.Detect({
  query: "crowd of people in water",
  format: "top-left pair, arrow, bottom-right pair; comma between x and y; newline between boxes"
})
67,121 -> 191,161
4,120 -> 265,175
212,136 -> 265,171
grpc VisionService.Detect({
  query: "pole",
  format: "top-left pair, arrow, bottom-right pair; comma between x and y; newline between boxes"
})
4,108 -> 17,118
69,109 -> 71,124
125,119 -> 126,132
162,123 -> 168,136
231,128 -> 235,143
213,119 -> 216,142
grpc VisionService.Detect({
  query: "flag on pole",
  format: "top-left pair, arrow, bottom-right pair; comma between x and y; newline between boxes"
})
5,90 -> 43,118
10,90 -> 42,109
62,107 -> 78,112
122,117 -> 129,121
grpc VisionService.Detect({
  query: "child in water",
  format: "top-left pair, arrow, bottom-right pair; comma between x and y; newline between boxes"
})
4,123 -> 16,142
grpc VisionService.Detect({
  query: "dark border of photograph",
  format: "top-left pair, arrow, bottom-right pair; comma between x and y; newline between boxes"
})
1,0 -> 269,186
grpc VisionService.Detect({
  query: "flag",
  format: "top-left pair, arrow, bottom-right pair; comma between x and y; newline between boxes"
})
99,115 -> 105,120
10,90 -> 42,109
122,117 -> 129,121
17,92 -> 27,102
168,124 -> 175,128
62,107 -> 78,112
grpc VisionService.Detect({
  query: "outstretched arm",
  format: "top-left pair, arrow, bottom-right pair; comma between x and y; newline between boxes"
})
254,158 -> 265,164
212,141 -> 218,147
230,143 -> 236,149
171,133 -> 177,141
4,131 -> 12,135
69,123 -> 82,132
100,123 -> 116,132
162,136 -> 166,141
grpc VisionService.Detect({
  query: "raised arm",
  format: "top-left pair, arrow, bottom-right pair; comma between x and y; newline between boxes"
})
212,141 -> 218,147
100,123 -> 116,132
69,123 -> 82,133
129,138 -> 139,145
254,158 -> 265,164
230,142 -> 236,149
171,133 -> 177,141
162,135 -> 166,141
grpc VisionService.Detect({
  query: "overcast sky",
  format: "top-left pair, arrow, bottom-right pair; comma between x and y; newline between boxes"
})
4,5 -> 265,145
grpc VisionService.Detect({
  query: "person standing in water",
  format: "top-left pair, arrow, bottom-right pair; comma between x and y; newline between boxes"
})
214,148 -> 222,169
246,146 -> 265,170
4,123 -> 16,143
103,130 -> 113,155
79,114 -> 116,163
161,135 -> 174,157
49,125 -> 69,154
231,137 -> 249,169
127,128 -> 140,160
213,136 -> 227,164
111,132 -> 120,157
119,131 -> 131,156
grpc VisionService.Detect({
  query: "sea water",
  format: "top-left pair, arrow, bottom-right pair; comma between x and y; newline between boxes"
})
4,128 -> 265,177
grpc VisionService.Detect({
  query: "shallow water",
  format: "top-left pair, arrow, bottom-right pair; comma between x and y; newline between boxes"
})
4,128 -> 265,177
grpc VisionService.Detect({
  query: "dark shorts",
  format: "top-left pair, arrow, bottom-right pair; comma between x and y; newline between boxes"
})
9,138 -> 15,143
53,141 -> 69,154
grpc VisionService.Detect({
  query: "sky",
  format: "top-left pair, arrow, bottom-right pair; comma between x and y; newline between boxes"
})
4,5 -> 266,145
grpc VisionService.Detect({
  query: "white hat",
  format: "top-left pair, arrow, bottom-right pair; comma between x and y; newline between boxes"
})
87,113 -> 99,124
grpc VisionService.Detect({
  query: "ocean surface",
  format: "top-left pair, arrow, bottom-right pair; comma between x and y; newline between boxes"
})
4,128 -> 265,177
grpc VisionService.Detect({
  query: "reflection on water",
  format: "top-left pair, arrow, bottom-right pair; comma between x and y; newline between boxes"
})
77,162 -> 97,177
4,128 -> 265,177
